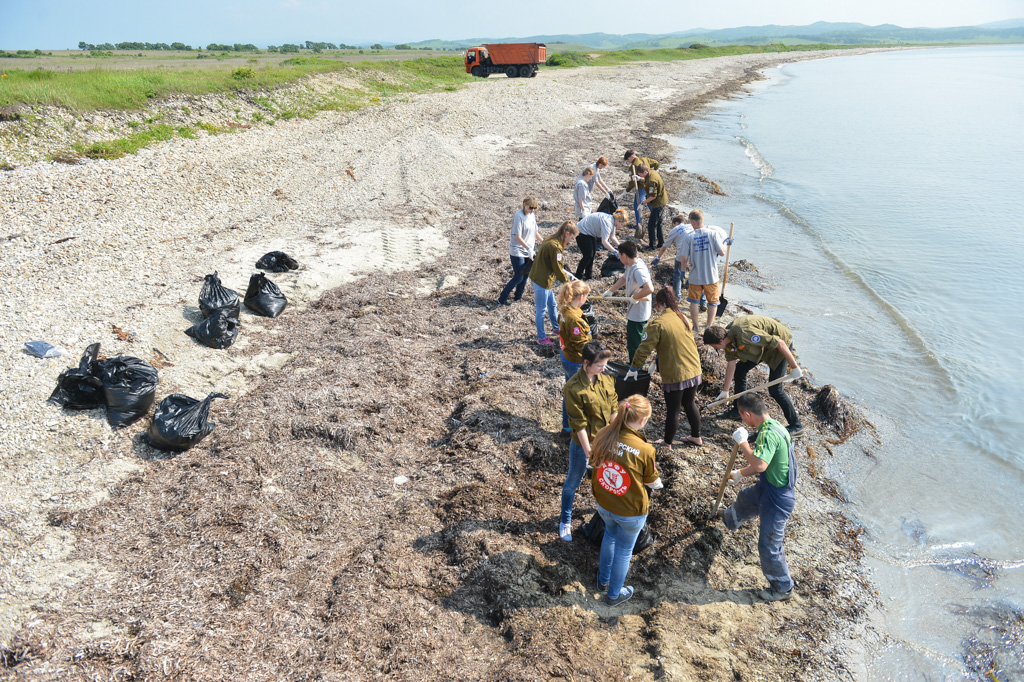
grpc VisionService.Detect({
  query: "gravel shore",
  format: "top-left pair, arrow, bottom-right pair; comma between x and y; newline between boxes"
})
2,51 -> 884,677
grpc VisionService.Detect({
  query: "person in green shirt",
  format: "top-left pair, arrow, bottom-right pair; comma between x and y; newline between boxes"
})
719,393 -> 798,602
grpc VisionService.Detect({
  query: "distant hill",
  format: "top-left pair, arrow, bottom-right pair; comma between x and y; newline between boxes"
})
406,21 -> 1024,50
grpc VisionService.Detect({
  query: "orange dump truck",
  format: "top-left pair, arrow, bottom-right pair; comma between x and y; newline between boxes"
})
464,43 -> 547,78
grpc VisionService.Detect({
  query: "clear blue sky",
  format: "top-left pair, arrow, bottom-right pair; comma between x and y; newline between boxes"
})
2,0 -> 1022,49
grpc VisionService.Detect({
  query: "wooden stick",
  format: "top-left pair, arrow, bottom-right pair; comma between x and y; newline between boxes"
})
721,221 -> 735,291
590,296 -> 650,303
711,441 -> 741,518
705,371 -> 797,410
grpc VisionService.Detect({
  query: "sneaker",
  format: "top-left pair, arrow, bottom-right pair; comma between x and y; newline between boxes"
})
537,338 -> 555,346
787,425 -> 806,439
720,407 -> 741,421
699,303 -> 708,313
559,523 -> 572,542
597,578 -> 608,593
497,298 -> 511,307
608,585 -> 635,606
760,587 -> 794,602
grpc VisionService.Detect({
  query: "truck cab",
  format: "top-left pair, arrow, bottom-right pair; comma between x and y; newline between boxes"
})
464,48 -> 491,75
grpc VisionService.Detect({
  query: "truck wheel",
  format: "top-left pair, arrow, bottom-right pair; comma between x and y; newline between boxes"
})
505,65 -> 518,78
519,65 -> 532,78
471,66 -> 483,78
529,70 -> 538,78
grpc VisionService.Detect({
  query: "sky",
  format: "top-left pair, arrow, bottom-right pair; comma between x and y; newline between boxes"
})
2,0 -> 1022,49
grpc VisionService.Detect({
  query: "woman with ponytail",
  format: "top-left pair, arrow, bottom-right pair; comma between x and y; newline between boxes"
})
529,220 -> 580,346
628,287 -> 704,447
589,394 -> 662,606
556,279 -> 592,434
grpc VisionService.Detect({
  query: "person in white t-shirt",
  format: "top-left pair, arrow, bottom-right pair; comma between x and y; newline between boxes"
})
602,241 -> 654,363
498,197 -> 541,305
574,168 -> 594,220
579,156 -> 611,195
678,209 -> 730,330
575,209 -> 626,280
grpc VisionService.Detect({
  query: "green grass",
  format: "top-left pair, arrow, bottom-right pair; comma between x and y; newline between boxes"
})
547,43 -> 860,69
74,123 -> 197,159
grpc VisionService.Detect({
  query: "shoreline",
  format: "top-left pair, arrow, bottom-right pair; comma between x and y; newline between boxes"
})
1,50 -> 887,678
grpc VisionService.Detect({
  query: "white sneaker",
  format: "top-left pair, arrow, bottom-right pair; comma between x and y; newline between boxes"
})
559,523 -> 572,542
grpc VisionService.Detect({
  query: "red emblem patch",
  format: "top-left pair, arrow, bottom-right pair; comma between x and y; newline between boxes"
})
596,461 -> 631,496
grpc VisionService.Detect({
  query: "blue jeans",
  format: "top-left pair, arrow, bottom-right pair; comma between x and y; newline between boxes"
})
632,188 -> 646,227
723,446 -> 798,592
560,440 -> 587,525
533,282 -> 557,341
561,355 -> 581,431
499,256 -> 532,303
596,505 -> 648,599
673,262 -> 705,305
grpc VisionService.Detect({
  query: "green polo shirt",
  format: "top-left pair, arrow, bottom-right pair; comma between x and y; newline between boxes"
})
754,418 -> 791,488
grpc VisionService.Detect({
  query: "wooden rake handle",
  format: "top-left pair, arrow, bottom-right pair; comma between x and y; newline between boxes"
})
721,221 -> 735,293
711,441 -> 742,518
705,370 -> 798,410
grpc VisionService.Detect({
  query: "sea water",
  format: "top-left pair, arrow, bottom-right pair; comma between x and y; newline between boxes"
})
672,46 -> 1024,679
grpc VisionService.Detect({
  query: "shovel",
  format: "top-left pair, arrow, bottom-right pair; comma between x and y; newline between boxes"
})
710,441 -> 742,518
705,368 -> 802,410
716,222 -> 735,318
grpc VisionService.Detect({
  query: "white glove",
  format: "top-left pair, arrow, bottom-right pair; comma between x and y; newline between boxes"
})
625,368 -> 638,381
715,391 -> 729,402
732,427 -> 749,445
646,477 -> 664,490
567,271 -> 578,281
602,290 -> 613,298
727,470 -> 743,485
788,366 -> 803,380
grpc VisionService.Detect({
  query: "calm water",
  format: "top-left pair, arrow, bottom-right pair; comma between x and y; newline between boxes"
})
673,47 -> 1024,679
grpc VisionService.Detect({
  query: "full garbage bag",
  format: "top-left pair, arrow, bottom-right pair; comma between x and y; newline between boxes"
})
47,343 -> 104,409
600,254 -> 626,278
97,356 -> 159,428
185,308 -> 238,349
243,272 -> 287,318
256,251 -> 300,273
198,272 -> 240,320
597,192 -> 617,215
145,392 -> 228,451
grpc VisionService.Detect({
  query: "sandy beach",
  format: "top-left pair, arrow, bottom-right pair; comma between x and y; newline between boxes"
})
1,50 -> 885,679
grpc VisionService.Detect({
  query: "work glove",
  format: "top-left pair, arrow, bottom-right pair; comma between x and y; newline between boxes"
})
625,367 -> 638,381
602,290 -> 613,298
566,271 -> 578,282
788,366 -> 803,380
727,470 -> 743,485
646,477 -> 664,490
732,427 -> 749,445
650,257 -> 661,267
724,237 -> 734,246
715,391 -> 729,402
612,250 -> 620,259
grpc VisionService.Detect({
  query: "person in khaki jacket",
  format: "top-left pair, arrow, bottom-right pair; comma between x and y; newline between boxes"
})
561,341 -> 618,542
634,164 -> 668,251
557,280 -> 593,437
623,150 -> 659,232
627,288 -> 704,448
529,220 -> 579,347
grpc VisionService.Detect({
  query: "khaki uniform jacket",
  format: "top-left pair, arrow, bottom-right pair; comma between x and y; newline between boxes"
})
626,156 -> 660,189
642,170 -> 668,208
529,238 -> 570,290
724,315 -> 794,368
563,370 -> 618,447
631,309 -> 701,384
558,305 -> 592,364
591,425 -> 658,517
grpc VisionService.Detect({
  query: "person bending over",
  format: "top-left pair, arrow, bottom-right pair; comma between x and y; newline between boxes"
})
529,221 -> 579,347
575,209 -> 626,280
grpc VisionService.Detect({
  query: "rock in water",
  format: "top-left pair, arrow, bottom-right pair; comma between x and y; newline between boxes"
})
814,384 -> 858,438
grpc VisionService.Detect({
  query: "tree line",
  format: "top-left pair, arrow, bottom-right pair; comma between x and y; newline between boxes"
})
77,41 -> 365,53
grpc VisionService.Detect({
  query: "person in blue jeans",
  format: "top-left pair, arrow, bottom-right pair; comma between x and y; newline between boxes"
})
589,394 -> 662,606
561,342 -> 618,541
528,221 -> 578,345
498,197 -> 540,305
720,393 -> 799,602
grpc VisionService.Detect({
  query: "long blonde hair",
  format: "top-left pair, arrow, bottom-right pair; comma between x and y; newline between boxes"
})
546,220 -> 579,245
557,280 -> 590,313
588,395 -> 652,468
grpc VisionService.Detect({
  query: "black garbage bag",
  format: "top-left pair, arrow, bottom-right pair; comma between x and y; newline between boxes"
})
47,343 -> 104,409
244,272 -> 287,318
198,272 -> 240,320
185,308 -> 238,349
580,512 -> 656,555
597,192 -> 617,215
606,360 -> 652,400
256,251 -> 300,273
600,254 -> 626,278
145,392 -> 229,451
97,356 -> 159,429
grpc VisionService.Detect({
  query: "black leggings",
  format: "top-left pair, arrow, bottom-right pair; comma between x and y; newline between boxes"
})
733,357 -> 801,428
575,234 -> 598,280
665,384 -> 700,443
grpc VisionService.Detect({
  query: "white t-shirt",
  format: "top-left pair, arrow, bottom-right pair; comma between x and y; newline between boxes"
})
573,178 -> 592,219
663,223 -> 694,261
625,258 -> 653,322
682,225 -> 727,285
577,212 -> 614,241
509,209 -> 538,258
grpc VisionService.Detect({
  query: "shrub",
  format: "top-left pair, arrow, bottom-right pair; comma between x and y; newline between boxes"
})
545,52 -> 592,67
231,66 -> 255,80
688,43 -> 709,49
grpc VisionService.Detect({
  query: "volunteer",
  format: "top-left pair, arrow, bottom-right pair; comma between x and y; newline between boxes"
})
719,393 -> 798,602
529,221 -> 579,346
574,167 -> 594,220
589,394 -> 662,606
580,156 -> 611,195
634,164 -> 668,251
560,341 -> 618,542
702,315 -> 805,438
497,196 -> 541,306
678,209 -> 728,330
627,287 -> 703,448
602,241 -> 653,363
575,209 -> 626,280
623,150 -> 659,231
557,279 -> 593,434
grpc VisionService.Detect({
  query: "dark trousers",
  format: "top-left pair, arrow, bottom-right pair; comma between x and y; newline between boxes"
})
575,234 -> 598,280
498,256 -> 532,303
733,356 -> 801,428
647,206 -> 664,248
664,384 -> 700,443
